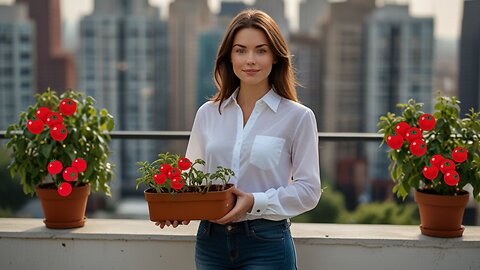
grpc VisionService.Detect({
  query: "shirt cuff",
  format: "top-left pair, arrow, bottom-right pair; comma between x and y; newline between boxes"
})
248,192 -> 268,216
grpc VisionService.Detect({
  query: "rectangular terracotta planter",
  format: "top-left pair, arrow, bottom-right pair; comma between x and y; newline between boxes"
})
144,184 -> 236,221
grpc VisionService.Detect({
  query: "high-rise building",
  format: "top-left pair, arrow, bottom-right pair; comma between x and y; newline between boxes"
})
197,27 -> 222,108
289,33 -> 323,129
0,4 -> 35,130
299,0 -> 328,35
364,5 -> 434,201
78,0 -> 168,196
196,1 -> 250,108
459,0 -> 480,112
319,0 -> 375,202
168,0 -> 213,133
15,0 -> 76,93
253,0 -> 289,38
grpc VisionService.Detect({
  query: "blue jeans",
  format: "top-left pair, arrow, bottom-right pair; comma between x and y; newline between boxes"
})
195,219 -> 297,270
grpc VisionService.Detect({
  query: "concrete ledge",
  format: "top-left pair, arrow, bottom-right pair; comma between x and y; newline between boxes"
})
1,218 -> 479,269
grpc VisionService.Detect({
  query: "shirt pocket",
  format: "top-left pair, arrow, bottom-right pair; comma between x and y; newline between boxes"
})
249,135 -> 286,170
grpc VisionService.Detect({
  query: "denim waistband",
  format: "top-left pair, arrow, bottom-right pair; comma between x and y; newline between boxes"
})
204,219 -> 289,234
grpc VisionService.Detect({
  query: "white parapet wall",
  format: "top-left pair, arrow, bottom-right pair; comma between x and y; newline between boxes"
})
1,218 -> 479,270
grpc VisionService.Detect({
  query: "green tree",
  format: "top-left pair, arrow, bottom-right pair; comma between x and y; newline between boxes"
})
292,187 -> 348,223
338,201 -> 419,225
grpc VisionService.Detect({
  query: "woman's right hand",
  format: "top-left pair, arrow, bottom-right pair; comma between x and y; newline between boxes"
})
154,220 -> 190,229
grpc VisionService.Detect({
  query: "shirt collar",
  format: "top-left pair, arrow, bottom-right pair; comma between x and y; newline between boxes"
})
221,87 -> 282,113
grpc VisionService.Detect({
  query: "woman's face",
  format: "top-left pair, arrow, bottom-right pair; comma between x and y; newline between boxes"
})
230,27 -> 275,90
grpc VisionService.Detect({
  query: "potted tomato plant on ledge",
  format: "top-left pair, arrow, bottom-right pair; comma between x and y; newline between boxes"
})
377,96 -> 480,238
6,89 -> 115,229
136,152 -> 236,221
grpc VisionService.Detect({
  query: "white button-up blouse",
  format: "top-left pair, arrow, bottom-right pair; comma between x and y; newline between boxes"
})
186,89 -> 321,221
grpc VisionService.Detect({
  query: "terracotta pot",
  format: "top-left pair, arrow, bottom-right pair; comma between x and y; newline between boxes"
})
414,189 -> 469,238
36,183 -> 91,229
144,184 -> 236,221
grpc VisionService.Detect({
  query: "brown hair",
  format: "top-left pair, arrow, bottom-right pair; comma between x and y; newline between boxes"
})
212,9 -> 298,111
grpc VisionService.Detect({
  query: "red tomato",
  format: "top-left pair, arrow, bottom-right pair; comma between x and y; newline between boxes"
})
72,158 -> 87,172
45,112 -> 63,127
167,168 -> 181,179
452,147 -> 468,163
63,166 -> 78,182
178,158 -> 192,170
171,176 -> 185,190
439,159 -> 456,174
394,122 -> 410,137
159,163 -> 172,174
410,139 -> 427,156
430,154 -> 444,169
386,133 -> 404,149
418,114 -> 436,131
153,173 -> 167,185
48,160 -> 63,175
57,182 -> 72,197
59,98 -> 77,116
405,127 -> 422,143
27,117 -> 44,134
50,124 -> 68,141
444,170 -> 460,186
422,165 -> 439,180
35,107 -> 51,122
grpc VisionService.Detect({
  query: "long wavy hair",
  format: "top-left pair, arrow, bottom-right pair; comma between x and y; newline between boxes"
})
212,9 -> 298,111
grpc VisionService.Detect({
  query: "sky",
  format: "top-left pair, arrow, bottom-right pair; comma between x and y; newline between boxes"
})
0,0 -> 465,39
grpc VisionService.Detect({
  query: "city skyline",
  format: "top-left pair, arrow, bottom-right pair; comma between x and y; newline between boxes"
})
0,0 -> 464,40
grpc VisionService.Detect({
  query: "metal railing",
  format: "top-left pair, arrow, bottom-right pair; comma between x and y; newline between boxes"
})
0,130 -> 384,142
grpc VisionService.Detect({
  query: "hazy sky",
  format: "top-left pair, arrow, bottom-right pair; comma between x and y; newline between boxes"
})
0,0 -> 464,39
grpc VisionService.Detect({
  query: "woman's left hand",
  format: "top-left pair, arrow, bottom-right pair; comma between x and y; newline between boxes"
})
213,187 -> 254,225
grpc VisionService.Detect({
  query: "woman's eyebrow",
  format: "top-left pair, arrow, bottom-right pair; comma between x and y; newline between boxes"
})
232,44 -> 268,48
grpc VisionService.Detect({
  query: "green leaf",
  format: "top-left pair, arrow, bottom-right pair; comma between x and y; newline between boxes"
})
40,140 -> 55,159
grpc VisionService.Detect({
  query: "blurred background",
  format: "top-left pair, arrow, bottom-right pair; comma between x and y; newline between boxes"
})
0,0 -> 478,225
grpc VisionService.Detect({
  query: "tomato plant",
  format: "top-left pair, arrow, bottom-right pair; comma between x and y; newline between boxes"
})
6,89 -> 115,196
378,96 -> 480,200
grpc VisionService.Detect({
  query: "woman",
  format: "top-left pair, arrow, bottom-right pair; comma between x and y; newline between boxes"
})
159,9 -> 321,269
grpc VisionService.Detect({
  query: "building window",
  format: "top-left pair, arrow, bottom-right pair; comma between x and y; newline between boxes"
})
20,35 -> 30,43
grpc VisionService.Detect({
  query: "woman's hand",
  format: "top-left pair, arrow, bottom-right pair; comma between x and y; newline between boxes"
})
213,187 -> 254,225
155,220 -> 190,229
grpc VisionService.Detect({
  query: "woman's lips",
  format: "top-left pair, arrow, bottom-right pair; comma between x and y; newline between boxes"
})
243,69 -> 260,76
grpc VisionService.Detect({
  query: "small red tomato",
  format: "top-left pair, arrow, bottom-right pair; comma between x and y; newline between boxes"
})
27,117 -> 44,134
171,176 -> 185,190
410,139 -> 427,156
444,170 -> 460,186
422,165 -> 439,180
63,166 -> 78,182
57,182 -> 72,197
452,147 -> 468,163
72,158 -> 87,172
50,124 -> 68,141
439,159 -> 456,174
178,158 -> 191,170
418,114 -> 436,131
35,107 -> 51,122
394,122 -> 411,137
45,112 -> 63,127
430,154 -> 445,169
48,160 -> 63,175
159,163 -> 172,174
167,168 -> 181,179
59,98 -> 77,116
405,127 -> 422,143
386,133 -> 404,149
153,173 -> 167,185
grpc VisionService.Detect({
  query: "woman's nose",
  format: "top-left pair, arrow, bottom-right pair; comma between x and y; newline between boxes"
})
246,52 -> 255,65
